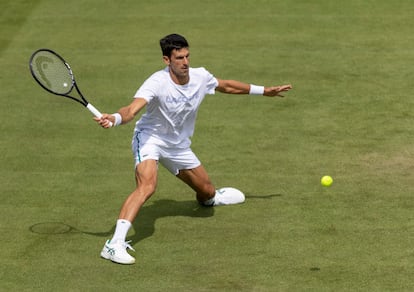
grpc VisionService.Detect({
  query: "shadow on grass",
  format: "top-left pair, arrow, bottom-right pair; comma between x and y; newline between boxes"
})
28,199 -> 214,245
128,199 -> 214,244
245,193 -> 282,199
28,194 -> 279,242
29,221 -> 115,237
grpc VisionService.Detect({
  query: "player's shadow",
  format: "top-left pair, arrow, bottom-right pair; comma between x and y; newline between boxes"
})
126,194 -> 281,243
245,193 -> 282,199
29,195 -> 280,241
28,199 -> 214,244
128,199 -> 214,244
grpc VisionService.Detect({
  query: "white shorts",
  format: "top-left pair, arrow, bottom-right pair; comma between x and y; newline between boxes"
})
132,131 -> 201,175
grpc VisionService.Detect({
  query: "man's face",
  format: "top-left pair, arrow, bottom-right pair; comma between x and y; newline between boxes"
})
164,47 -> 190,83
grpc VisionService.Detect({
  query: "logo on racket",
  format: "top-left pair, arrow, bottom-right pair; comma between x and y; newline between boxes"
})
34,55 -> 53,88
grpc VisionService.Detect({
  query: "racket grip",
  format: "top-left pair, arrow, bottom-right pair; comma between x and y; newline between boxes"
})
86,103 -> 113,127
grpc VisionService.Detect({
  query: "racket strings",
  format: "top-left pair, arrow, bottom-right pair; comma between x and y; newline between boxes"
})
31,52 -> 73,95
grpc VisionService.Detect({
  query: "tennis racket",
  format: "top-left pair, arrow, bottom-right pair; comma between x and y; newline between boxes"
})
29,48 -> 112,126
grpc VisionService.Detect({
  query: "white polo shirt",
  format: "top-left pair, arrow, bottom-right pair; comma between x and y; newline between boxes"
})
134,67 -> 218,148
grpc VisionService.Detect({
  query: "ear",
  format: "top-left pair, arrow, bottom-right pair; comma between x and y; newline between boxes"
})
163,56 -> 170,66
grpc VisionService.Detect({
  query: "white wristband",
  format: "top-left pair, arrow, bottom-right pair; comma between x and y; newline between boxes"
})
249,84 -> 265,95
112,113 -> 122,127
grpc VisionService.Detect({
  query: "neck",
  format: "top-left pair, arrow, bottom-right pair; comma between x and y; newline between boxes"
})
169,69 -> 189,85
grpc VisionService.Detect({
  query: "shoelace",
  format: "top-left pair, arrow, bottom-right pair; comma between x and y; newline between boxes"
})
123,240 -> 135,252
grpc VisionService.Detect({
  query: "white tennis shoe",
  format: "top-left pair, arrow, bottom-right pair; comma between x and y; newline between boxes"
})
213,187 -> 245,206
100,239 -> 135,264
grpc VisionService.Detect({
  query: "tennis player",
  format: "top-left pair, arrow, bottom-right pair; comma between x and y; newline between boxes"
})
95,33 -> 292,264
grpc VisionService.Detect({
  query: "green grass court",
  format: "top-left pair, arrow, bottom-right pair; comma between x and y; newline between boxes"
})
1,0 -> 414,291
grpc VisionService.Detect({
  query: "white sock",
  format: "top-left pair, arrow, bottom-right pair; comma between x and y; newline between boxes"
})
110,219 -> 132,243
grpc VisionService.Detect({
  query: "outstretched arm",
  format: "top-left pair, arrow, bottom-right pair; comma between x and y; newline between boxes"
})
94,97 -> 148,129
216,79 -> 292,97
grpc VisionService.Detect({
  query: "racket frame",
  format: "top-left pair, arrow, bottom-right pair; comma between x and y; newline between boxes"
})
29,48 -> 110,124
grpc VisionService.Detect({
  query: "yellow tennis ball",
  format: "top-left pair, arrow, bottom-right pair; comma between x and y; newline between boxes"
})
321,175 -> 333,187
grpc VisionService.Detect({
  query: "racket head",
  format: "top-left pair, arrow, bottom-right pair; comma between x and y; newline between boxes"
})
29,49 -> 74,95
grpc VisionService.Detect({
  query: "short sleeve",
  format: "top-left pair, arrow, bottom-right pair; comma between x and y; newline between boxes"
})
134,73 -> 163,102
202,67 -> 219,95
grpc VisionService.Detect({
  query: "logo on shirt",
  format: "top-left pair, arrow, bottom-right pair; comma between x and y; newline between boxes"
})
165,94 -> 198,104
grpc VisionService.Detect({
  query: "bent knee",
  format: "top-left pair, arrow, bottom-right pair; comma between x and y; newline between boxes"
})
131,181 -> 157,203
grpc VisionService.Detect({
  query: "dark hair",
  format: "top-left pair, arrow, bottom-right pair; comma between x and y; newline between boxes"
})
159,34 -> 189,57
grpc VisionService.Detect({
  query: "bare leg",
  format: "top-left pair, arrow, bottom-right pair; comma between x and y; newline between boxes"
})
177,164 -> 245,206
101,160 -> 158,264
118,159 -> 158,222
176,164 -> 216,204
